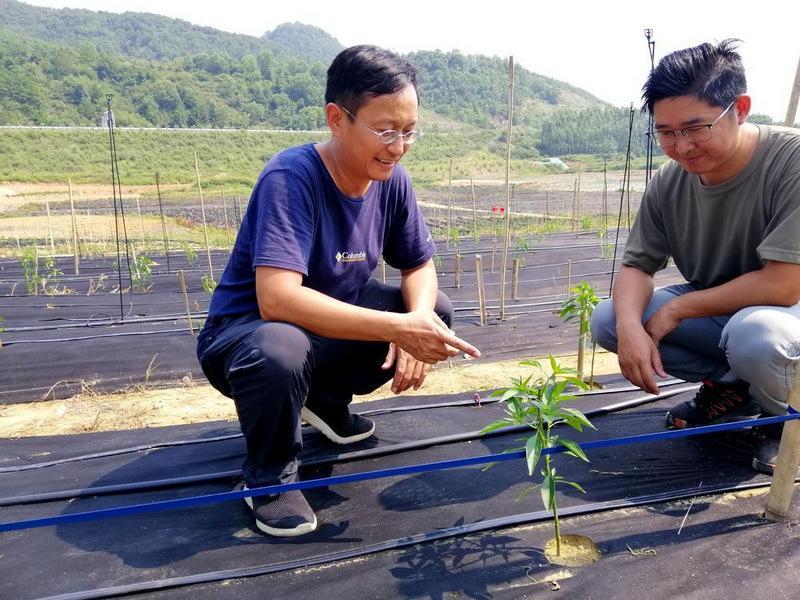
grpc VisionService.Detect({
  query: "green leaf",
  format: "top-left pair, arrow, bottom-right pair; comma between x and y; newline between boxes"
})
560,415 -> 585,432
557,438 -> 589,462
525,435 -> 543,476
519,359 -> 541,369
540,472 -> 556,511
479,420 -> 514,435
560,408 -> 596,429
557,479 -> 587,494
498,388 -> 520,402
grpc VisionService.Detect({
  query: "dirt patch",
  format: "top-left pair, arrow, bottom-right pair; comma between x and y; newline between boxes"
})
544,534 -> 602,566
0,351 -> 621,438
0,181 -> 188,212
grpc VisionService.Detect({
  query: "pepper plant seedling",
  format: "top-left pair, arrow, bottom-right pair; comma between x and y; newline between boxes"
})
559,281 -> 600,383
481,355 -> 594,557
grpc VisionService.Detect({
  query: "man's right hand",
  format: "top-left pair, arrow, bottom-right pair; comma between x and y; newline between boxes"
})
392,310 -> 480,364
616,322 -> 667,395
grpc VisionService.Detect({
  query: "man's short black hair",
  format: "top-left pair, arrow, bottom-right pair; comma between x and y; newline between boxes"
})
642,39 -> 747,113
325,45 -> 418,116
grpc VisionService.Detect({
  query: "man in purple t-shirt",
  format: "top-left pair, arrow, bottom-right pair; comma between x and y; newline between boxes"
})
197,45 -> 480,537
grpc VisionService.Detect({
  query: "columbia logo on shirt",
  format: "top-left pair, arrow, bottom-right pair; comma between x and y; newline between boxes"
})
335,250 -> 367,263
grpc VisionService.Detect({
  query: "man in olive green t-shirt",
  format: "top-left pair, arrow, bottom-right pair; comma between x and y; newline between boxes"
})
590,39 -> 800,475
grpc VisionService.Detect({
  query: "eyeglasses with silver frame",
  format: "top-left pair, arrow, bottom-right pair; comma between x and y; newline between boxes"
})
338,105 -> 421,145
646,99 -> 736,148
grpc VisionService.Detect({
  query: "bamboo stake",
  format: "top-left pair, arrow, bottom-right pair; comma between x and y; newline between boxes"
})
512,257 -> 520,300
68,179 -> 80,275
603,158 -> 608,232
764,367 -> 800,520
177,270 -> 195,336
470,177 -> 478,243
571,178 -> 578,233
221,188 -> 232,249
155,172 -> 171,274
476,255 -> 486,326
498,56 -> 514,321
380,257 -> 386,284
447,158 -> 453,248
576,161 -> 582,229
784,56 -> 800,127
45,196 -> 55,255
545,190 -> 549,222
193,151 -> 214,281
135,194 -> 146,249
455,252 -> 462,288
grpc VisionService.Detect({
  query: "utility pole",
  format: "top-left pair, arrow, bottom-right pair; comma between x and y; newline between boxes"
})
785,56 -> 800,128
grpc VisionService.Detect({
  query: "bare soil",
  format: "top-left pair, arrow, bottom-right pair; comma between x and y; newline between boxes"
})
0,351 -> 621,438
0,182 -> 188,212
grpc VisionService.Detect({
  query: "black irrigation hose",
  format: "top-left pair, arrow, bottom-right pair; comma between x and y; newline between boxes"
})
0,383 -> 697,507
4,312 -> 207,333
1,379 -> 687,474
0,327 -> 193,346
44,477 -> 783,600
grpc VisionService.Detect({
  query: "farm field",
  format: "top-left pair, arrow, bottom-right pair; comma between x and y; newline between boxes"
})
4,135 -> 779,600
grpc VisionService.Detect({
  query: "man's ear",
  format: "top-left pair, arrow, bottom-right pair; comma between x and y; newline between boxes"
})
734,95 -> 752,124
325,102 -> 345,136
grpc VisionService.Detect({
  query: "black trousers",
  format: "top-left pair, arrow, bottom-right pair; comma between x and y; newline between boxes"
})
197,280 -> 453,487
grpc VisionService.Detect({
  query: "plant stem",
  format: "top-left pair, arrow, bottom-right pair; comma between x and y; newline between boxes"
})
547,453 -> 562,556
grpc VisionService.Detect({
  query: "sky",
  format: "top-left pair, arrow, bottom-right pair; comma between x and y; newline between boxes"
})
24,0 -> 800,122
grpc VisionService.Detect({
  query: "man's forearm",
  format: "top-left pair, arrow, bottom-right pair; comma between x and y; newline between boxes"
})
400,259 -> 439,313
667,261 -> 800,320
613,265 -> 655,329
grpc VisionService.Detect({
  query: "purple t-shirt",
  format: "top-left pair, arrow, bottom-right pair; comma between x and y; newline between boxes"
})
208,144 -> 435,317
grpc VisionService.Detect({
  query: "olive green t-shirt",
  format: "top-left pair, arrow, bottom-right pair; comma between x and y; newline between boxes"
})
623,125 -> 800,289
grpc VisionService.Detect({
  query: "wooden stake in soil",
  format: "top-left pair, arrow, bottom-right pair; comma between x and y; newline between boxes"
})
135,194 -> 146,249
764,367 -> 800,520
512,257 -> 520,300
45,196 -> 56,255
576,161 -> 582,229
193,151 -> 214,281
571,178 -> 578,233
470,178 -> 478,243
498,55 -> 514,321
221,189 -> 232,249
475,254 -> 487,326
177,270 -> 195,336
449,158 -> 454,239
155,172 -> 171,273
455,252 -> 462,288
68,178 -> 80,275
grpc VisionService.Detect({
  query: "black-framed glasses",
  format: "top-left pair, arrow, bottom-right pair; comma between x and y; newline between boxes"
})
646,100 -> 736,148
338,105 -> 421,145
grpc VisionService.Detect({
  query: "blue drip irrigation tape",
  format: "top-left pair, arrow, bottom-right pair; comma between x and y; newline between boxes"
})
2,408 -> 798,533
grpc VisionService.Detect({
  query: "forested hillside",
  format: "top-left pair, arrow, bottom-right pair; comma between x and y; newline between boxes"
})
0,0 -> 663,156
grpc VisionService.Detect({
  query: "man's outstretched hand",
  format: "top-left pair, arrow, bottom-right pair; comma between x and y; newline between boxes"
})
392,310 -> 480,364
617,321 -> 667,395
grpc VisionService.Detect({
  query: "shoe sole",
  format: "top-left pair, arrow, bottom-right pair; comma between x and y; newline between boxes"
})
751,457 -> 775,476
243,494 -> 318,537
666,411 -> 761,430
301,407 -> 375,444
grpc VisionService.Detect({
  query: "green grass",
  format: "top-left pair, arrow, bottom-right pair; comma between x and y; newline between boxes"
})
0,127 -> 645,195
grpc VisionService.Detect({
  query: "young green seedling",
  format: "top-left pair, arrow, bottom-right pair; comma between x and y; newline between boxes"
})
481,355 -> 594,557
559,281 -> 600,382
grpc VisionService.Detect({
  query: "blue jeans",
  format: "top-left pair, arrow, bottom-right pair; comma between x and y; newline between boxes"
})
197,280 -> 453,487
590,283 -> 800,416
